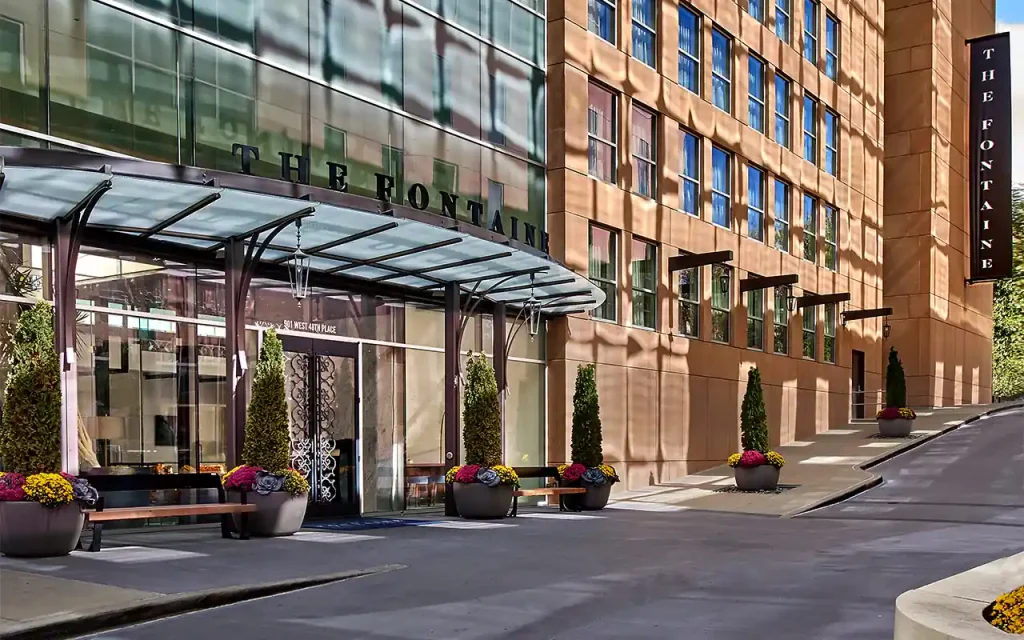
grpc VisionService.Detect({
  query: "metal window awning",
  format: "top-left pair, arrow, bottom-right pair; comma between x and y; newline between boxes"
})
739,273 -> 799,292
0,147 -> 604,316
796,292 -> 850,309
841,307 -> 892,322
668,250 -> 733,272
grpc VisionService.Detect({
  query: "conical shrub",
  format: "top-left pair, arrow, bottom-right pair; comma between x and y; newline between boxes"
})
571,364 -> 604,467
463,353 -> 501,466
740,366 -> 769,453
885,347 -> 907,408
242,329 -> 290,471
0,301 -> 62,474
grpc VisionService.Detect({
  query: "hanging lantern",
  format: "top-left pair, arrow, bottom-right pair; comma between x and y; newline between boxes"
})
288,220 -> 311,302
526,273 -> 540,337
883,317 -> 891,339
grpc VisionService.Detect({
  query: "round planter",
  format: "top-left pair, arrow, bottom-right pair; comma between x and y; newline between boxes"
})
0,501 -> 85,558
453,482 -> 513,519
733,464 -> 781,491
878,418 -> 914,438
232,492 -> 308,537
564,481 -> 613,511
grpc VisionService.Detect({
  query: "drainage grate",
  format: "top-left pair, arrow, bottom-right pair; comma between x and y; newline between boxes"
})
713,484 -> 799,495
304,518 -> 431,532
866,433 -> 923,440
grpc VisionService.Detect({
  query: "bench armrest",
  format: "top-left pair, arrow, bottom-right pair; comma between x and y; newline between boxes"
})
94,496 -> 105,513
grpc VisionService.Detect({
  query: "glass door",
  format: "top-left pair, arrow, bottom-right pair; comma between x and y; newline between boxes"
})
280,334 -> 359,518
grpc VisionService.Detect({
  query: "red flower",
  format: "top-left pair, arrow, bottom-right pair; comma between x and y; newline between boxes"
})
454,465 -> 481,483
60,472 -> 77,483
738,450 -> 767,467
562,463 -> 587,482
224,465 -> 262,491
0,472 -> 26,501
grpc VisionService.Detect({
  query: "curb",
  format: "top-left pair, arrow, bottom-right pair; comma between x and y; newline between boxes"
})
0,564 -> 405,640
790,402 -> 1024,518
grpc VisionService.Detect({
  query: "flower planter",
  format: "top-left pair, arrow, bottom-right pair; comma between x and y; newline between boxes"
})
232,491 -> 308,537
453,482 -> 513,519
733,464 -> 781,491
0,501 -> 85,558
878,418 -> 914,438
563,481 -> 613,511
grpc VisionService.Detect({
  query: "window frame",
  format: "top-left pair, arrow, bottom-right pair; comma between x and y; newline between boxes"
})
631,0 -> 657,68
711,264 -> 732,344
825,12 -> 840,81
803,0 -> 818,64
774,73 -> 791,148
589,0 -> 617,44
711,28 -> 732,114
775,0 -> 791,43
803,193 -> 818,263
824,108 -> 839,176
747,165 -> 766,242
824,302 -> 836,364
0,17 -> 26,85
587,81 -> 618,184
748,53 -> 767,133
773,286 -> 789,354
588,223 -> 619,322
678,4 -> 702,94
802,302 -> 816,360
747,286 -> 765,350
774,178 -> 790,252
630,237 -> 658,330
679,128 -> 701,217
678,258 -> 700,338
823,203 -> 838,271
631,102 -> 657,199
803,93 -> 818,165
747,0 -> 766,24
711,145 -> 732,229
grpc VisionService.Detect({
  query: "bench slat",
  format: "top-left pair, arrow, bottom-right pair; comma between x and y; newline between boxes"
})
514,487 -> 587,497
86,503 -> 257,522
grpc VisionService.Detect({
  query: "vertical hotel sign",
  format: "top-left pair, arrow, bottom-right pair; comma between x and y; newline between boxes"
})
968,33 -> 1013,281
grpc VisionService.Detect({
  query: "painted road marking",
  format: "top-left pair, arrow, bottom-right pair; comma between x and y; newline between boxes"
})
799,455 -> 874,465
71,546 -> 205,563
515,513 -> 603,520
285,532 -> 381,544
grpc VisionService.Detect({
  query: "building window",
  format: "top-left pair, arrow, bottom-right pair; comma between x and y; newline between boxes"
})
776,0 -> 791,43
488,180 -> 504,219
774,74 -> 791,148
0,17 -> 24,84
679,262 -> 700,338
711,264 -> 731,343
803,94 -> 818,164
631,238 -> 658,329
747,287 -> 764,350
825,108 -> 839,176
825,12 -> 840,81
589,0 -> 616,44
774,286 -> 789,354
678,5 -> 701,94
824,203 -> 838,271
804,0 -> 818,64
774,179 -> 790,252
712,146 -> 732,228
803,194 -> 817,262
383,145 -> 404,196
588,82 -> 617,183
824,303 -> 836,363
802,303 -> 816,359
747,0 -> 765,23
434,54 -> 452,126
748,165 -> 766,242
632,0 -> 656,67
632,104 -> 656,198
589,224 -> 618,322
712,29 -> 732,113
489,75 -> 507,145
680,128 -> 700,216
748,54 -> 767,133
433,159 -> 458,195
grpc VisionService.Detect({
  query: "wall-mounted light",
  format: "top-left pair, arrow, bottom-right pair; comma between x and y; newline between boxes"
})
526,273 -> 540,337
883,316 -> 891,339
785,286 -> 798,312
287,219 -> 311,302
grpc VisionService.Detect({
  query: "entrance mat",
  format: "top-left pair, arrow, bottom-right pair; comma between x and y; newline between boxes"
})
303,518 -> 432,532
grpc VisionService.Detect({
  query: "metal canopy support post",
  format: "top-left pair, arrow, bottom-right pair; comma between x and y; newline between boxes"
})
493,302 -> 507,463
444,282 -> 461,516
53,178 -> 112,474
224,239 -> 245,467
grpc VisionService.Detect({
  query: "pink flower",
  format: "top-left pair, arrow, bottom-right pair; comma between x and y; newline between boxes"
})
562,463 -> 587,482
0,472 -> 26,502
60,472 -> 77,483
738,450 -> 767,467
454,465 -> 481,483
224,465 -> 262,491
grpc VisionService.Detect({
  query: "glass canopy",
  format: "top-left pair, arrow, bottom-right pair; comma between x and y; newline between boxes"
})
0,149 -> 603,315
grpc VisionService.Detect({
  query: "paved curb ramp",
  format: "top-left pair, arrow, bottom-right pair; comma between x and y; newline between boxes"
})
895,552 -> 1024,639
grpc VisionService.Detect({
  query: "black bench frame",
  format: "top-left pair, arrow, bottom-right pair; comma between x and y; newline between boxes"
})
508,467 -> 583,516
80,473 -> 249,552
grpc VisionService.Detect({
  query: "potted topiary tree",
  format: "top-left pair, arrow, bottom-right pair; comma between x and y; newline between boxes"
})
222,329 -> 309,536
727,366 -> 785,491
0,302 -> 98,557
558,364 -> 618,510
447,353 -> 519,519
876,347 -> 916,437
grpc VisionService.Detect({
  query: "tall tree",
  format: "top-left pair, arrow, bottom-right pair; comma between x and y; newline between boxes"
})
740,366 -> 769,452
571,364 -> 603,467
242,329 -> 290,471
463,354 -> 501,467
993,188 -> 1024,399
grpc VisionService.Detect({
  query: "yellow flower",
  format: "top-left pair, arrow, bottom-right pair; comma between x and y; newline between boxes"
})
765,451 -> 786,468
491,465 -> 520,487
557,464 -> 569,476
989,585 -> 1024,633
23,473 -> 74,507
445,466 -> 461,484
598,464 -> 619,481
727,453 -> 742,468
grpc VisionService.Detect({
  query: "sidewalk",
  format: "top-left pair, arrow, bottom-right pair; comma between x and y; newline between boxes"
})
607,403 -> 1021,517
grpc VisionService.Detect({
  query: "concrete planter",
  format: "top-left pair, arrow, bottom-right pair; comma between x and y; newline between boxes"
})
0,501 -> 85,558
232,492 -> 308,537
733,464 -> 781,491
878,418 -> 914,438
564,481 -> 613,511
453,482 -> 513,519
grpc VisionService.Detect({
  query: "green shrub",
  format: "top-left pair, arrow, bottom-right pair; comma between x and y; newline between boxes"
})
571,364 -> 604,467
463,353 -> 501,466
242,329 -> 290,471
740,366 -> 769,453
885,347 -> 907,409
0,302 -> 62,474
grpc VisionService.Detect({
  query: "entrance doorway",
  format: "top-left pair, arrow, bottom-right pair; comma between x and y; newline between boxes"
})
279,334 -> 359,518
852,349 -> 865,419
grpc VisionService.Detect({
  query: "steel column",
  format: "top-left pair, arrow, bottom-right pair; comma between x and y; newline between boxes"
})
224,239 -> 245,467
444,281 -> 461,516
492,302 -> 507,463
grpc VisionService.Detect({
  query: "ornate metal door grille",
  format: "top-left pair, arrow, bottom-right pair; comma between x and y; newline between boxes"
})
285,352 -> 339,504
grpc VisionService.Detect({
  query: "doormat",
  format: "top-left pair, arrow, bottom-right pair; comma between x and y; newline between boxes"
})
303,518 -> 432,532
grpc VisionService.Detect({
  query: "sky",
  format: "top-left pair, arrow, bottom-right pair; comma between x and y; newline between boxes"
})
995,2 -> 1024,185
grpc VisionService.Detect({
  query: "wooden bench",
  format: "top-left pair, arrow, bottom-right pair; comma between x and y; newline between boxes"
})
509,467 -> 587,517
81,473 -> 257,552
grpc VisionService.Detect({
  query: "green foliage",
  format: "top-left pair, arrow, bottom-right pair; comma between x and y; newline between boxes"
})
571,364 -> 604,467
242,329 -> 290,471
462,353 -> 501,466
885,347 -> 908,408
993,189 -> 1024,399
0,302 -> 62,474
740,366 -> 769,453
